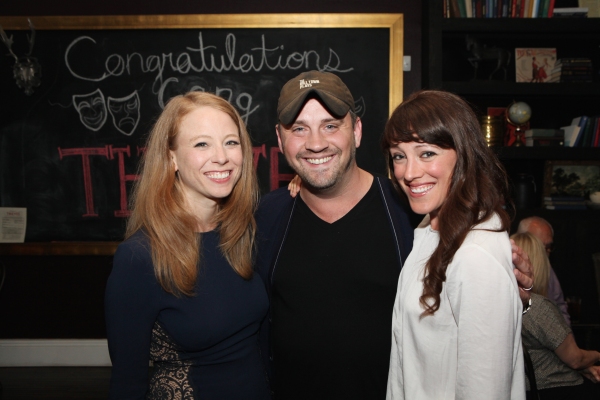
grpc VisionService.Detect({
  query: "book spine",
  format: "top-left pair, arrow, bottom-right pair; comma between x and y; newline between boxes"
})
544,198 -> 586,203
521,0 -> 528,17
466,0 -> 473,17
547,0 -> 556,17
458,0 -> 468,17
545,205 -> 587,210
574,116 -> 589,147
530,0 -> 538,17
544,196 -> 586,201
450,0 -> 461,17
476,0 -> 484,17
593,118 -> 600,147
540,0 -> 550,17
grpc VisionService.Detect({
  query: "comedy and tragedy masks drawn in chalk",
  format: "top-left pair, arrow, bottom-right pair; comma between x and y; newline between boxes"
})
72,89 -> 140,135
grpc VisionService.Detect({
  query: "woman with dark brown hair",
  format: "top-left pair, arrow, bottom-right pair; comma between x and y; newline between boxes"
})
105,91 -> 270,399
383,90 -> 525,399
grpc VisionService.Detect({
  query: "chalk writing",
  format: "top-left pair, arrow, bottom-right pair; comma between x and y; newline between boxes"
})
65,33 -> 353,87
57,145 -> 291,218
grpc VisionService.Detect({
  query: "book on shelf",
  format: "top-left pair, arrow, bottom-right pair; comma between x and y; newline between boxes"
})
544,199 -> 586,205
525,128 -> 565,137
579,116 -> 598,147
515,48 -> 557,82
561,125 -> 578,146
558,57 -> 592,66
526,137 -> 564,146
552,6 -> 589,16
533,0 -> 542,16
544,204 -> 588,210
524,128 -> 565,146
548,0 -> 557,16
573,116 -> 589,147
561,68 -> 593,75
560,76 -> 594,82
593,117 -> 600,147
562,116 -> 587,147
444,0 -> 562,16
543,195 -> 587,210
544,195 -> 586,202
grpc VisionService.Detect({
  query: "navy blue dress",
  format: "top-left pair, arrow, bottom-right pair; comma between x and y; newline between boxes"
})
105,230 -> 270,399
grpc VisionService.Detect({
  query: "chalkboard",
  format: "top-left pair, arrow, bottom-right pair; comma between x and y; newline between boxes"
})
0,14 -> 403,241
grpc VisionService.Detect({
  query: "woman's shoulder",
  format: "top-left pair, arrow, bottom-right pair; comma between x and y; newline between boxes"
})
117,230 -> 151,252
113,230 -> 154,275
462,214 -> 510,251
450,214 -> 513,277
530,293 -> 567,322
523,293 -> 571,345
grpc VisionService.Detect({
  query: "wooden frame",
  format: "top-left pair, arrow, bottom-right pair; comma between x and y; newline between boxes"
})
544,160 -> 600,197
0,13 -> 404,115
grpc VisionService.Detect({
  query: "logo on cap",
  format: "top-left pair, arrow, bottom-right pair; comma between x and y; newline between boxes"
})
299,79 -> 320,89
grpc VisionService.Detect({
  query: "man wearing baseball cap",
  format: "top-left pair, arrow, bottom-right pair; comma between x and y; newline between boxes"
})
255,70 -> 417,399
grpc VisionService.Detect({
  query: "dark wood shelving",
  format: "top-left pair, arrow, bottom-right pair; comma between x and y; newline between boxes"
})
0,242 -> 119,256
441,17 -> 600,33
442,81 -> 600,96
494,146 -> 600,160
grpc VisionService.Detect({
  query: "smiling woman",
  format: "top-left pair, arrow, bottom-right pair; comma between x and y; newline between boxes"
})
104,91 -> 269,399
382,90 -> 525,399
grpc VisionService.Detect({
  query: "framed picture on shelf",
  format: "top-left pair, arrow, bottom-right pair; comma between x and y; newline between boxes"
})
544,160 -> 600,197
515,48 -> 557,83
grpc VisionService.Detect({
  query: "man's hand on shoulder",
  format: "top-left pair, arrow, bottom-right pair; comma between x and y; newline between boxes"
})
511,239 -> 534,305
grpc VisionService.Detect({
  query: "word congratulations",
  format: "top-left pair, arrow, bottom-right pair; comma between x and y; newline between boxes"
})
65,32 -> 353,87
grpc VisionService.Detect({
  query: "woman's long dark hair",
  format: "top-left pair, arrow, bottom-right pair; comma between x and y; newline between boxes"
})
382,90 -> 513,316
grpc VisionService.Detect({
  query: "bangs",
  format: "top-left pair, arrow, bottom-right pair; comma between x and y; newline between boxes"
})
387,108 -> 455,150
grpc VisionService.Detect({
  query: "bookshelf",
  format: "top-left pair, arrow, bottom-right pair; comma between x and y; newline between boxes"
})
424,2 -> 600,128
423,0 -> 600,205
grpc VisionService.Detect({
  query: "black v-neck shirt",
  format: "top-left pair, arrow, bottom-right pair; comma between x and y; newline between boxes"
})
271,181 -> 400,399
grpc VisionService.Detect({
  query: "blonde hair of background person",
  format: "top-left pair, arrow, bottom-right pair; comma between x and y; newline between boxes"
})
126,91 -> 259,296
510,232 -> 550,297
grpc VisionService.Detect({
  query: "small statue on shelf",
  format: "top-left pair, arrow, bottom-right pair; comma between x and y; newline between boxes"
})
466,35 -> 511,81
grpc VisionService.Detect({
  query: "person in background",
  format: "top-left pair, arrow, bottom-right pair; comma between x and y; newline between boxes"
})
518,216 -> 570,325
105,92 -> 270,399
384,90 -> 525,399
511,232 -> 600,400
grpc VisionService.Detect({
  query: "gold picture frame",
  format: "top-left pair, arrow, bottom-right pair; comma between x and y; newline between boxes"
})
544,160 -> 600,197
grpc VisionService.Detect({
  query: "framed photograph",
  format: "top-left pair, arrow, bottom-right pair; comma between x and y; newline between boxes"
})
515,48 -> 557,83
544,160 -> 600,197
